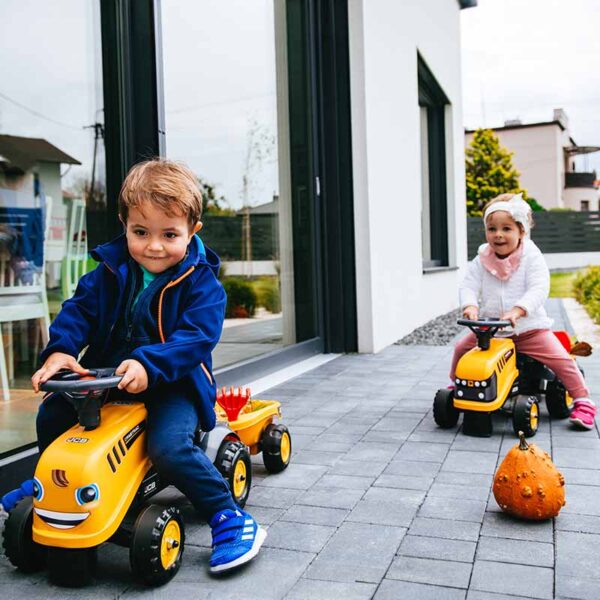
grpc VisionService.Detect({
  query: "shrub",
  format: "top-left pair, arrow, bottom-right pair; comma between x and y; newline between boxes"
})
573,266 -> 600,324
222,277 -> 257,318
252,277 -> 281,313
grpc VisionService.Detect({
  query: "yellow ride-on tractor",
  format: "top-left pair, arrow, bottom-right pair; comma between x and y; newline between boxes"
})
433,318 -> 582,438
2,370 -> 291,587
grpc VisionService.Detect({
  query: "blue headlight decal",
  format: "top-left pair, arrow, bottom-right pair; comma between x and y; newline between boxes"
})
32,477 -> 44,501
75,483 -> 100,505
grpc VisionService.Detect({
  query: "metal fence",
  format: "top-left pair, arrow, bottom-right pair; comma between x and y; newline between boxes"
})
201,214 -> 279,261
467,211 -> 600,259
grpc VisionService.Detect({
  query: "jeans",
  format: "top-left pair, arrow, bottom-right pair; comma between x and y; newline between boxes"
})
36,385 -> 237,521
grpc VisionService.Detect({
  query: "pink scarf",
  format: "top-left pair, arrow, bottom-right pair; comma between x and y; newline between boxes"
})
480,242 -> 524,281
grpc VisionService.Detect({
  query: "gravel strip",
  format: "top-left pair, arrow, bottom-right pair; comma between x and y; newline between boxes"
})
396,308 -> 462,346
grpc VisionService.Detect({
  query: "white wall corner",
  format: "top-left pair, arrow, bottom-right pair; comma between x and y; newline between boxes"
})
348,0 -> 375,353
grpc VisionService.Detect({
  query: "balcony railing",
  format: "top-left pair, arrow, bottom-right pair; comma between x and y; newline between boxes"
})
565,172 -> 597,189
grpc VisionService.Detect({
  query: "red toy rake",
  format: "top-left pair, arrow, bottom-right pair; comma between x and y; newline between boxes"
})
217,386 -> 251,421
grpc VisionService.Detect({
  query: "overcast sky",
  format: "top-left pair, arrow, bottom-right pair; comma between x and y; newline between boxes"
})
2,0 -> 599,207
461,0 -> 600,173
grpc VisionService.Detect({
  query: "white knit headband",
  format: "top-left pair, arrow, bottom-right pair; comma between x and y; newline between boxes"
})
483,193 -> 531,235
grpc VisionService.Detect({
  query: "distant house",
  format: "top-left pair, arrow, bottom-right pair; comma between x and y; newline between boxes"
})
0,134 -> 81,278
465,109 -> 600,211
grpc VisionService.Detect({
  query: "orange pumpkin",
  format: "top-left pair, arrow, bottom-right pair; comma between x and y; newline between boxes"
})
493,431 -> 566,520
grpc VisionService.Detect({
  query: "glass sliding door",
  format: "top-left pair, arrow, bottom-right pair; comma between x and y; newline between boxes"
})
161,0 -> 320,370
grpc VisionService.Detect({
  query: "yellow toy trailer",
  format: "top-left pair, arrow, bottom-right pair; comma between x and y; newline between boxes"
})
433,318 -> 581,438
2,370 -> 291,587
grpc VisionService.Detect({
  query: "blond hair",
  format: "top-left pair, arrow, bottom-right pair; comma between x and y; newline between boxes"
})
119,159 -> 202,229
483,193 -> 533,234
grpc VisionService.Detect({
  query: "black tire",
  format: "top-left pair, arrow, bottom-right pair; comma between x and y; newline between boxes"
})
512,395 -> 539,437
262,424 -> 292,474
546,379 -> 573,419
2,497 -> 46,573
433,389 -> 460,429
130,505 -> 185,587
215,440 -> 252,508
47,547 -> 98,587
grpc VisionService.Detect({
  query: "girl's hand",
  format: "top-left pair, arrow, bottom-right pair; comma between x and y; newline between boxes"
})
501,307 -> 526,328
463,305 -> 479,321
32,352 -> 88,393
116,359 -> 148,394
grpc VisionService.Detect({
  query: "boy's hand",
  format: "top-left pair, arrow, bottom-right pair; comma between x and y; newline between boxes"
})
463,305 -> 479,321
502,306 -> 526,328
32,352 -> 88,393
115,359 -> 148,394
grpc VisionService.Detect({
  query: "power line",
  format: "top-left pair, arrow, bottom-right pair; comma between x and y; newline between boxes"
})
0,90 -> 82,131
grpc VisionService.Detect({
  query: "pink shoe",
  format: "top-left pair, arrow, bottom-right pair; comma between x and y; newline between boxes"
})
569,400 -> 597,430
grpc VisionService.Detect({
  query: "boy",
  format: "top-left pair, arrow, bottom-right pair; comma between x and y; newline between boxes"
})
2,159 -> 266,573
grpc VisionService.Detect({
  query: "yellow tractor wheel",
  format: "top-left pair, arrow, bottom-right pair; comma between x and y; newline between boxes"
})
130,505 -> 185,586
216,440 -> 252,507
262,424 -> 292,474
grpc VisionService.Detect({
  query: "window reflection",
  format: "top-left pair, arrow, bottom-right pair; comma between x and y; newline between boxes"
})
0,0 -> 104,451
162,0 -> 290,369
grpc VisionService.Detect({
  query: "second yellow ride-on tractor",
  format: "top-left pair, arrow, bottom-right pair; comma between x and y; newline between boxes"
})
433,318 -> 581,438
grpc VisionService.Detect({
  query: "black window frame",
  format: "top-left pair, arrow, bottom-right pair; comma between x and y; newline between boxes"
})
418,54 -> 450,269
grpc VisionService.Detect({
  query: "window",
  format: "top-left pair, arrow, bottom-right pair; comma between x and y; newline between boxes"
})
581,200 -> 590,211
418,54 -> 449,268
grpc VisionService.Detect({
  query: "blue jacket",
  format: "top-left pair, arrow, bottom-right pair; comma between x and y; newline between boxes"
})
40,234 -> 226,431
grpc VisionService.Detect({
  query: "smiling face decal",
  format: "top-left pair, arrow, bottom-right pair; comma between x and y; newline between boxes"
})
32,476 -> 100,529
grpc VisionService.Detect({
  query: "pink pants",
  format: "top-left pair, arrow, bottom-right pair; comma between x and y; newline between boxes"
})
449,329 -> 589,399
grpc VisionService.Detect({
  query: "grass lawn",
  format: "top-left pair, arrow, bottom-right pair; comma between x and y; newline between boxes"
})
549,271 -> 577,298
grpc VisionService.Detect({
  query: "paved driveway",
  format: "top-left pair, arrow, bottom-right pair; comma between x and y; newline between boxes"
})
1,300 -> 599,599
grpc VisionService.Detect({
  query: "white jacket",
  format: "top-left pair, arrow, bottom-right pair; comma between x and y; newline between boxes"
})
459,239 -> 553,336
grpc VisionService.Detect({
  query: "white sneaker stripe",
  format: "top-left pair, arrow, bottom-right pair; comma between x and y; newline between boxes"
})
241,534 -> 254,540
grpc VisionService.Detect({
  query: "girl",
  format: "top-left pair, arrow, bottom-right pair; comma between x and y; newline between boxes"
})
450,193 -> 596,429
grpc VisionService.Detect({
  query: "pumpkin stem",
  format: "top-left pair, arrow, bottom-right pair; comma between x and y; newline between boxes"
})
518,431 -> 529,450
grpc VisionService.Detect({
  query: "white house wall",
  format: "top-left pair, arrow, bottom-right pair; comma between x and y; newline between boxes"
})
349,0 -> 466,353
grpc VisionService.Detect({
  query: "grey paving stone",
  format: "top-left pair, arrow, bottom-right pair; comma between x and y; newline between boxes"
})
559,466 -> 600,486
329,459 -> 387,478
124,546 -> 314,599
395,441 -> 450,463
284,578 -> 377,600
553,446 -> 600,469
441,450 -> 499,474
469,560 -> 553,599
476,536 -> 553,567
466,592 -> 531,600
556,512 -> 600,534
305,522 -> 406,583
246,485 -> 302,509
562,484 -> 600,516
407,429 -> 458,443
418,495 -> 487,523
297,486 -> 365,510
373,473 -> 434,491
313,474 -> 376,491
479,511 -> 554,543
435,471 -> 493,487
310,439 -> 355,452
387,555 -> 472,589
281,504 -> 349,527
263,520 -> 336,553
374,580 -> 466,600
361,430 -> 410,444
293,450 -> 343,467
450,435 -> 503,453
258,463 -> 328,490
556,530 -> 600,580
554,575 -> 600,600
399,534 -> 476,563
347,498 -> 420,528
408,517 -> 481,542
428,481 -> 489,502
384,458 -> 442,477
344,442 -> 399,462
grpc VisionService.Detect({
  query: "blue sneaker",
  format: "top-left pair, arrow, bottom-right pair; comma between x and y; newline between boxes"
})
209,508 -> 267,573
1,479 -> 34,513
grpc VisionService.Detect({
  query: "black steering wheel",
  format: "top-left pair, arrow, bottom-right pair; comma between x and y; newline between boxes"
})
457,318 -> 512,350
40,369 -> 124,431
39,368 -> 123,393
